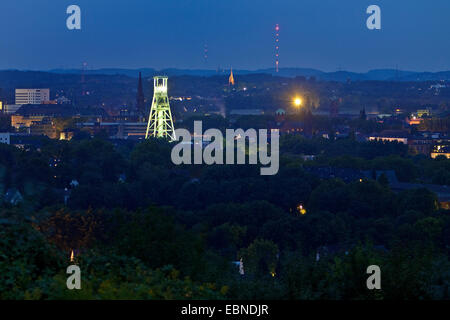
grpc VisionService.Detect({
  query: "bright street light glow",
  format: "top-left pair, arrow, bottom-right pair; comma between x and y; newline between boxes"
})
294,97 -> 302,107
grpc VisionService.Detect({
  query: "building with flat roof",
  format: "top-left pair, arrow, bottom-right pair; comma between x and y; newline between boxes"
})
431,145 -> 450,159
0,132 -> 10,145
229,109 -> 264,116
368,131 -> 410,144
3,104 -> 23,114
11,104 -> 107,136
77,122 -> 147,138
15,89 -> 50,105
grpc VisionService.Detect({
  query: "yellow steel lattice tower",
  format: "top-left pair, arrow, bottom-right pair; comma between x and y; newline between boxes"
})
145,76 -> 176,141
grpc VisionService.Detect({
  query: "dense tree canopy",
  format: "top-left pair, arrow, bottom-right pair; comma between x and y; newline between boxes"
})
1,134 -> 450,300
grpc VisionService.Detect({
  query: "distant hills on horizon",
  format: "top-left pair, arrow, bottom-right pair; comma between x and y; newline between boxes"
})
1,67 -> 450,82
47,67 -> 450,82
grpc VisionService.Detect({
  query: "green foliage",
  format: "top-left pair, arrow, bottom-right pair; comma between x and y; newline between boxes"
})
239,239 -> 279,278
0,224 -> 64,299
43,254 -> 224,300
103,208 -> 206,278
1,133 -> 449,300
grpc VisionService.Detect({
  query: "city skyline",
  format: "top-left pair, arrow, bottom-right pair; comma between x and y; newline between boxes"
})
0,0 -> 449,72
2,0 -> 450,307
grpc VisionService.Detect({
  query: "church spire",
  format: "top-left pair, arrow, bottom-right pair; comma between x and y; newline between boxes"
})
229,67 -> 235,86
136,72 -> 145,115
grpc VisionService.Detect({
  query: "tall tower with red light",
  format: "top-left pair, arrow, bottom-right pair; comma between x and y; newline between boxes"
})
81,62 -> 87,96
204,43 -> 208,64
275,24 -> 280,73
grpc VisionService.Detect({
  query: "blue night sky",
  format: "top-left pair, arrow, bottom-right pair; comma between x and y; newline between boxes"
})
0,0 -> 449,72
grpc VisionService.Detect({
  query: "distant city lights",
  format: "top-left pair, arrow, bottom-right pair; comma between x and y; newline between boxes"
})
297,204 -> 307,215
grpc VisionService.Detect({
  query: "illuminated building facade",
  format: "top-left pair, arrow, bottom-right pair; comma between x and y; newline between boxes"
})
368,134 -> 408,144
431,143 -> 450,159
15,89 -> 50,104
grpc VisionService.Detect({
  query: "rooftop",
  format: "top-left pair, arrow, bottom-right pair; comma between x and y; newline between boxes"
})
15,104 -> 107,118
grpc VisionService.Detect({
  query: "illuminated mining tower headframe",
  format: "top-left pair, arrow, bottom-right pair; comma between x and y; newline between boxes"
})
145,76 -> 176,141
